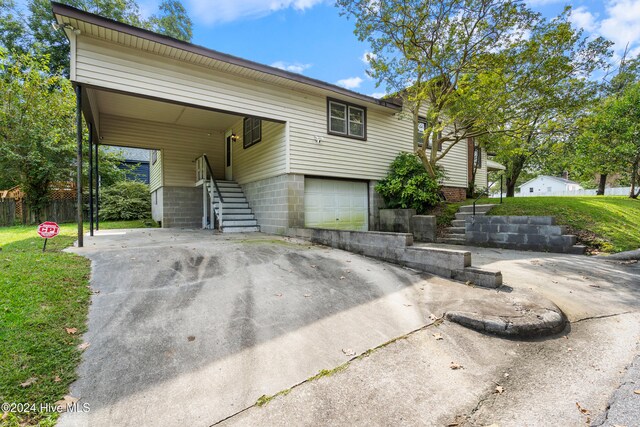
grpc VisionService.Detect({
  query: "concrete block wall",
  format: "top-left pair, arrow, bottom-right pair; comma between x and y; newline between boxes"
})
289,227 -> 502,288
466,216 -> 581,253
379,210 -> 436,243
242,173 -> 304,235
410,215 -> 437,243
161,186 -> 202,228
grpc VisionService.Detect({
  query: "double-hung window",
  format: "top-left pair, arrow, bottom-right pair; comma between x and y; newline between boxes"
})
328,99 -> 366,140
243,117 -> 261,149
417,119 -> 442,150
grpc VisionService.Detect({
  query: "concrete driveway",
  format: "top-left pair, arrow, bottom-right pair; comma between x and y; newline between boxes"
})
62,229 -> 495,427
62,230 -> 640,426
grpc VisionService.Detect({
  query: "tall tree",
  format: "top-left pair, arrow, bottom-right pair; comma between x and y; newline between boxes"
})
336,0 -> 537,179
0,0 -> 192,76
0,50 -> 76,220
148,0 -> 192,42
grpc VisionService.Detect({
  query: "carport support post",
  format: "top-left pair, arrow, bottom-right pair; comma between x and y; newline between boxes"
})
76,84 -> 83,248
95,141 -> 99,230
88,122 -> 94,236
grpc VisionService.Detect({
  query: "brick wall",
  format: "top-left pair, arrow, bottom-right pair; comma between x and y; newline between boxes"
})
242,174 -> 304,235
442,186 -> 467,202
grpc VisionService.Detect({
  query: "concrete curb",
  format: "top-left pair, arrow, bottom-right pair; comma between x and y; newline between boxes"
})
445,296 -> 567,338
597,248 -> 640,261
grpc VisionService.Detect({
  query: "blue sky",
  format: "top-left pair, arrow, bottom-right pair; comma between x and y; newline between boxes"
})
74,1 -> 640,96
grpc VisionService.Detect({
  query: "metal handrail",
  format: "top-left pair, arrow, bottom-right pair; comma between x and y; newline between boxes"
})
472,189 -> 489,216
202,154 -> 224,203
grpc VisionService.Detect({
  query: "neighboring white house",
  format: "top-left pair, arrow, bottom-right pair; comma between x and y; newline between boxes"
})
518,175 -> 584,195
53,2 -> 490,234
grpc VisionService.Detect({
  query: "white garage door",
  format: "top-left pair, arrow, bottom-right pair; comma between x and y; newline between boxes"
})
304,178 -> 369,231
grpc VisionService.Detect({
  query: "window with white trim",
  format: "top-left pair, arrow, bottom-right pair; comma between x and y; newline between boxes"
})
327,99 -> 366,140
417,119 -> 442,150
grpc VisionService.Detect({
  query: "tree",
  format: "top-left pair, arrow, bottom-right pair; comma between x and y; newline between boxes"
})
337,0 -> 538,179
486,10 -> 610,196
148,0 -> 192,42
0,0 -> 192,76
0,50 -> 76,221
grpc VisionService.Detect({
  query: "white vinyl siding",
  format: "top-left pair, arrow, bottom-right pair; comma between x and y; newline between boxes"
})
230,118 -> 286,185
304,178 -> 368,231
100,114 -> 224,186
149,150 -> 162,192
474,149 -> 488,190
73,36 -> 469,189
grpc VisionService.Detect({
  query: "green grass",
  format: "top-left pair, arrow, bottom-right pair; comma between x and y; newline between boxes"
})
473,196 -> 640,253
0,219 -> 155,426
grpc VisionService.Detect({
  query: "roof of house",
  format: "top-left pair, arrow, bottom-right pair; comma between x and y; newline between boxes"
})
51,2 -> 402,111
518,175 -> 582,188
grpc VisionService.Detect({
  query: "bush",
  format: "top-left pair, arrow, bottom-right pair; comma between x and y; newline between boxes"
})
99,181 -> 151,221
375,152 -> 443,213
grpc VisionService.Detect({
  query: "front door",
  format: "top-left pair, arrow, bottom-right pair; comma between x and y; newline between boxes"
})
224,130 -> 233,180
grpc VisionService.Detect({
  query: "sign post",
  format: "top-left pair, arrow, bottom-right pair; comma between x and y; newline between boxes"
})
37,221 -> 60,252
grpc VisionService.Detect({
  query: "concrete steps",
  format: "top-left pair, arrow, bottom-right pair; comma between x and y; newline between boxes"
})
440,204 -> 496,245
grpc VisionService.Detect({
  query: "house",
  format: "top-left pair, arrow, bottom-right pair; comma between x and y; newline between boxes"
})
103,146 -> 151,184
52,2 -> 489,235
519,174 -> 583,195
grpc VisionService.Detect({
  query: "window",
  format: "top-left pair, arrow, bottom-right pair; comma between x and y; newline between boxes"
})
417,119 -> 442,150
327,99 -> 366,140
243,117 -> 261,149
474,144 -> 482,167
529,187 -> 534,193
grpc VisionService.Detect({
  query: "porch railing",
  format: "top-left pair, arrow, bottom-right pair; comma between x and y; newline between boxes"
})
196,154 -> 224,230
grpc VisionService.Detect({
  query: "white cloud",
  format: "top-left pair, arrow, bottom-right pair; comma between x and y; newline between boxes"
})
336,77 -> 363,89
369,92 -> 386,99
271,61 -> 312,74
598,0 -> 640,50
187,0 -> 326,24
361,51 -> 377,64
569,6 -> 597,32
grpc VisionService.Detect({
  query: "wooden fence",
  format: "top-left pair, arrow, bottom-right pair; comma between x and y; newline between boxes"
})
0,199 -> 77,226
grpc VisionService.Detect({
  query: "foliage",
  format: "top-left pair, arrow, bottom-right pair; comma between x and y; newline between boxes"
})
476,196 -> 640,252
375,152 -> 443,213
337,1 -> 611,193
0,0 -> 193,76
148,0 -> 193,42
0,50 -> 76,221
99,181 -> 151,221
0,227 -> 90,426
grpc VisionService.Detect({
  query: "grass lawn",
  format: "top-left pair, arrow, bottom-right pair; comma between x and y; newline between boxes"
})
0,219 -> 156,426
472,196 -> 640,253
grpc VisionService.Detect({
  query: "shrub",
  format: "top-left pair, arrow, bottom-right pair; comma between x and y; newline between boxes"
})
375,152 -> 444,213
99,181 -> 151,221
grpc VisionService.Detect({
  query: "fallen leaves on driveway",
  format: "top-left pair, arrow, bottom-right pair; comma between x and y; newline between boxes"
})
495,385 -> 504,394
576,402 -> 590,414
450,362 -> 463,370
342,348 -> 356,357
433,333 -> 443,340
187,336 -> 196,342
78,342 -> 90,351
634,390 -> 640,395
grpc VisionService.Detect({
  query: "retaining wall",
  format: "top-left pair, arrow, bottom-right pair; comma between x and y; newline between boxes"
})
289,227 -> 501,288
466,216 -> 583,253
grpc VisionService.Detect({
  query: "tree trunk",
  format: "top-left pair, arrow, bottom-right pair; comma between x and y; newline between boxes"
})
505,155 -> 526,197
596,174 -> 607,195
506,178 -> 516,197
630,155 -> 639,199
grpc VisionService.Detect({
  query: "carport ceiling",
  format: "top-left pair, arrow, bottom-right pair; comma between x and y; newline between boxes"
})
93,89 -> 241,131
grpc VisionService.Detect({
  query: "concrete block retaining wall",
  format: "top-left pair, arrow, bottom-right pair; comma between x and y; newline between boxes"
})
379,209 -> 437,243
466,216 -> 581,253
289,227 -> 501,288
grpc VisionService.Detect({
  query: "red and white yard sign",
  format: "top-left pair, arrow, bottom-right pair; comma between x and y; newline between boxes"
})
37,221 -> 60,239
